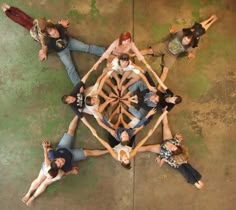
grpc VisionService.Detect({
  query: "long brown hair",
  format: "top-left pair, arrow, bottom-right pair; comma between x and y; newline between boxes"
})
172,145 -> 189,165
119,32 -> 132,45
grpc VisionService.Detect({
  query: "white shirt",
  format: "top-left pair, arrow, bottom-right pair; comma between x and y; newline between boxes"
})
113,144 -> 132,161
111,58 -> 141,75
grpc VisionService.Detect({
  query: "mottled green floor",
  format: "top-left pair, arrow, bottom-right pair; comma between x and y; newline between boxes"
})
0,0 -> 236,210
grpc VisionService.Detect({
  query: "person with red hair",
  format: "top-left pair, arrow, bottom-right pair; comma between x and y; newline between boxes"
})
92,31 -> 151,71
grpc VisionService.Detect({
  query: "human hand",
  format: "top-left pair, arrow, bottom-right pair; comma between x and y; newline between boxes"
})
58,19 -> 70,28
188,52 -> 195,59
72,167 -> 79,174
92,62 -> 100,71
149,86 -> 157,93
155,156 -> 161,164
169,26 -> 176,34
111,130 -> 116,138
42,140 -> 50,149
38,49 -> 47,61
147,108 -> 157,118
113,85 -> 120,96
175,134 -> 183,141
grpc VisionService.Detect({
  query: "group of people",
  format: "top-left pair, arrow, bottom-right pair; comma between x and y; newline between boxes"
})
2,3 -> 218,206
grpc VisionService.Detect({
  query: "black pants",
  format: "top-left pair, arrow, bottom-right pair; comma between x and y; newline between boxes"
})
175,163 -> 202,185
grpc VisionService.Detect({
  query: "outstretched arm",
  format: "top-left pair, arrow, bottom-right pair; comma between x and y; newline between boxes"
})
133,108 -> 157,134
95,114 -> 116,137
38,37 -> 48,61
81,67 -> 96,84
81,117 -> 118,160
146,66 -> 168,91
91,39 -> 118,70
42,140 -> 52,167
130,111 -> 168,159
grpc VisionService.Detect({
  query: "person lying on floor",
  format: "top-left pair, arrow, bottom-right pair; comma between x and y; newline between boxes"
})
138,115 -> 204,189
22,116 -> 108,206
83,111 -> 167,169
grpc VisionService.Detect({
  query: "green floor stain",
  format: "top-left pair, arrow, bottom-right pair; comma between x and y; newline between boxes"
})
90,0 -> 100,21
67,9 -> 85,24
152,23 -> 171,42
182,71 -> 210,99
188,0 -> 201,9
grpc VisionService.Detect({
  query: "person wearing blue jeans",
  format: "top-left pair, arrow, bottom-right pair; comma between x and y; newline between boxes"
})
22,115 -> 108,206
39,21 -> 105,86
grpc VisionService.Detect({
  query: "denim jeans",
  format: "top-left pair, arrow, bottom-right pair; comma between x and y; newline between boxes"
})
57,38 -> 105,86
128,80 -> 147,92
56,133 -> 86,161
128,106 -> 147,119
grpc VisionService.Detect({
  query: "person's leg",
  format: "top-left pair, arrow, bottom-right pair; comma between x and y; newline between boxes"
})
159,66 -> 169,83
200,14 -> 218,31
26,178 -> 52,206
138,144 -> 161,153
162,114 -> 173,140
57,48 -> 80,86
128,106 -> 146,119
84,149 -> 108,157
67,115 -> 79,136
56,116 -> 79,150
108,133 -> 120,147
128,80 -> 147,92
71,148 -> 108,161
159,51 -> 177,83
68,38 -> 105,56
1,3 -> 10,12
98,90 -> 109,99
2,5 -> 34,31
176,163 -> 204,189
22,169 -> 46,203
139,47 -> 154,56
144,71 -> 156,87
194,180 -> 204,189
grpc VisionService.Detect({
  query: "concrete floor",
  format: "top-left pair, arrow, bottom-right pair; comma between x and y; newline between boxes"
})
0,0 -> 236,210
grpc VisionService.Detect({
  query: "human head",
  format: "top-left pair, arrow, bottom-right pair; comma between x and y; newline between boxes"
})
149,94 -> 160,104
119,151 -> 131,169
85,96 -> 99,106
118,129 -> 130,146
48,164 -> 58,178
172,145 -> 189,164
61,95 -> 76,104
120,131 -> 130,146
119,32 -> 132,45
51,158 -> 65,169
182,35 -> 193,46
118,53 -> 130,68
165,95 -> 182,104
36,17 -> 48,34
171,145 -> 183,155
48,158 -> 65,178
45,22 -> 58,37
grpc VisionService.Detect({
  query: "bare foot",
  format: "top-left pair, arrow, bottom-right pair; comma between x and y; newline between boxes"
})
211,14 -> 218,21
1,3 -> 10,12
194,180 -> 204,189
26,197 -> 34,206
22,194 -> 30,203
